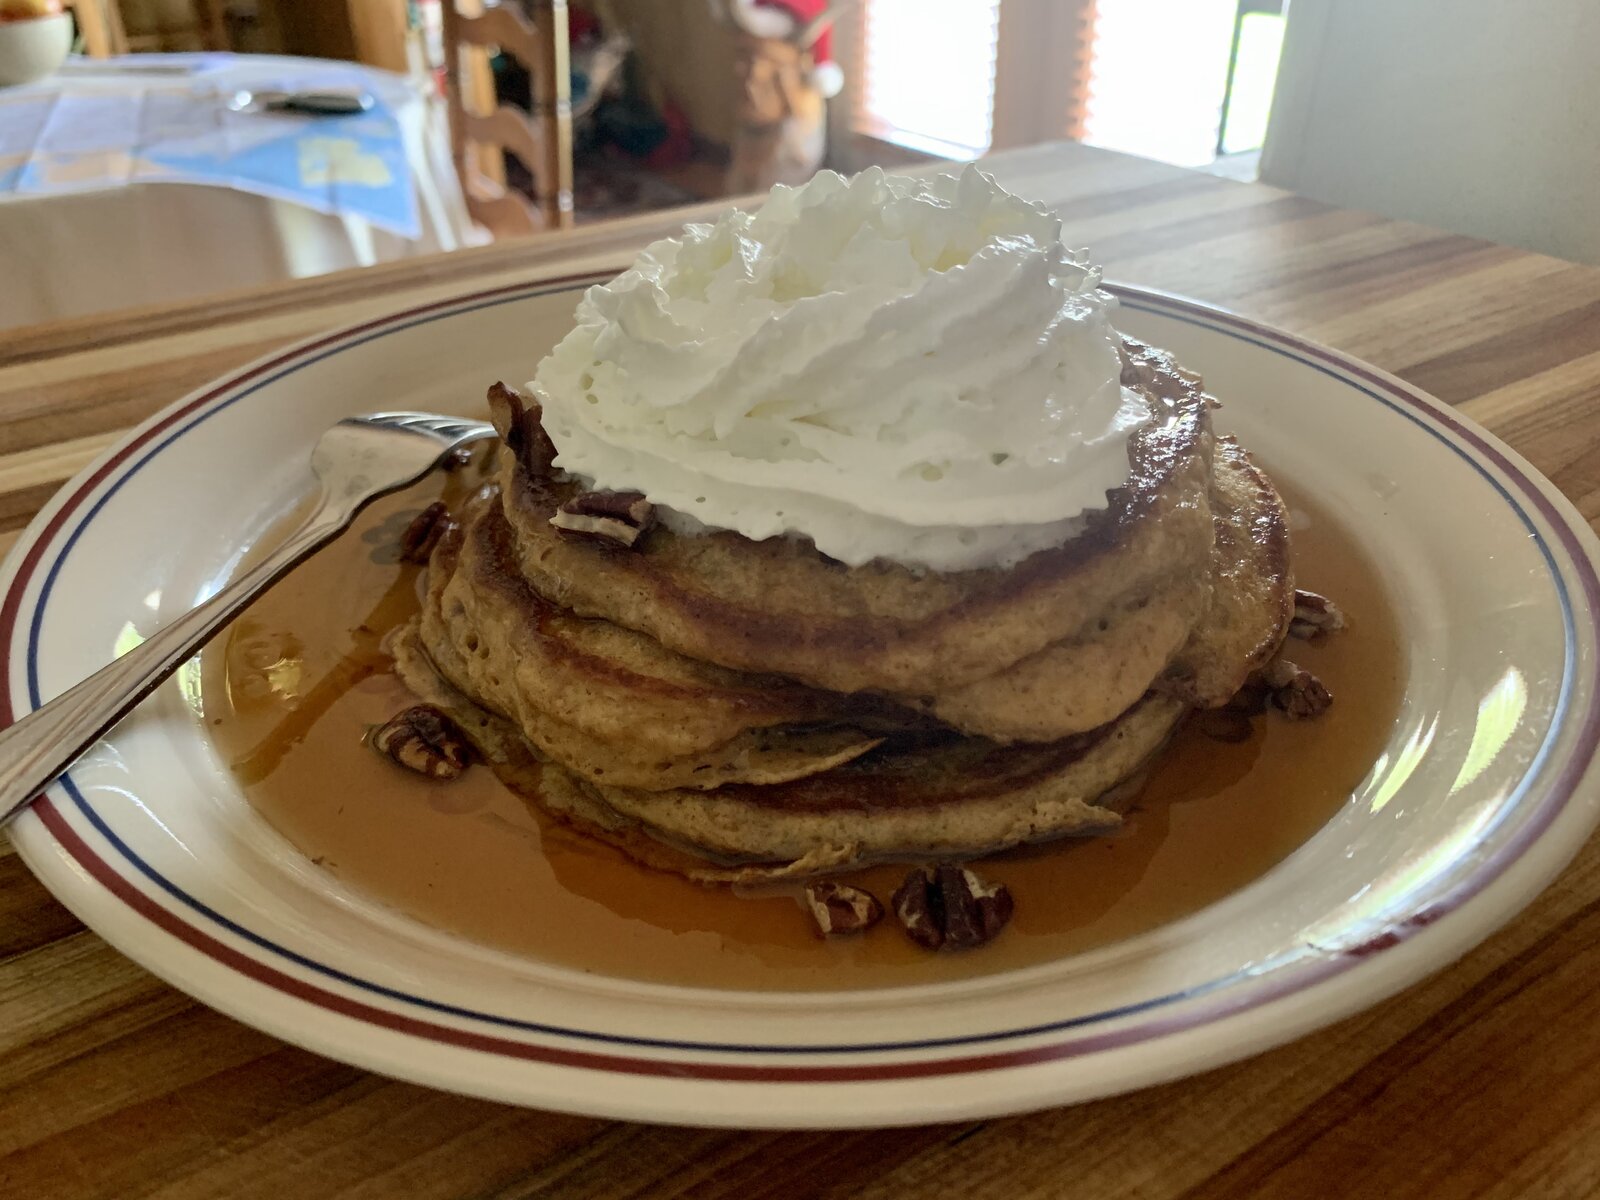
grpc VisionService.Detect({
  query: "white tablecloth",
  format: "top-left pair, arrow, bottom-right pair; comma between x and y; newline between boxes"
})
0,55 -> 482,329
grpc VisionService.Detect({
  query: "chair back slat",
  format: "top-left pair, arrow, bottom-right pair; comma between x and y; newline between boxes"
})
464,106 -> 545,176
456,3 -> 543,63
465,187 -> 540,237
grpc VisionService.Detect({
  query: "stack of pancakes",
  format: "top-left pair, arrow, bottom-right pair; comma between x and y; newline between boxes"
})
393,337 -> 1294,883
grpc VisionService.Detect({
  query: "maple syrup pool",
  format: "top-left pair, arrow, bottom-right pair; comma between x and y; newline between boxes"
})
202,470 -> 1403,990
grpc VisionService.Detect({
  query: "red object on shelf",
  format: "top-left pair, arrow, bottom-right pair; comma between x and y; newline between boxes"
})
568,5 -> 600,41
751,0 -> 833,63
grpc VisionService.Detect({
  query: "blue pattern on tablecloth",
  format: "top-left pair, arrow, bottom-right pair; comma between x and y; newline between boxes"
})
0,54 -> 420,237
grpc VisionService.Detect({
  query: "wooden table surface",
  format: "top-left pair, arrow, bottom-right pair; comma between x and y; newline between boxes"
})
4,141 -> 1600,1199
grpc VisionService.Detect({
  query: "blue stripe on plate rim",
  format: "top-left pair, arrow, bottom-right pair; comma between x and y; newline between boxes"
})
4,277 -> 1595,1063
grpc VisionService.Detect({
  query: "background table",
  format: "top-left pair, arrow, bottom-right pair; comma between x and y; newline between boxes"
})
0,54 -> 480,330
3,141 -> 1600,1198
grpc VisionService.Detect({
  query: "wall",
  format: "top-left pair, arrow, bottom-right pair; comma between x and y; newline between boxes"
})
1261,0 -> 1600,265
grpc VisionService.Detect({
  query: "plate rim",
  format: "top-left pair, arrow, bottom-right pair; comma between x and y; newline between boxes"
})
5,275 -> 1599,1122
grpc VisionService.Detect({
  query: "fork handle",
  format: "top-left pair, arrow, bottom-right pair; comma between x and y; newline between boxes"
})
0,492 -> 356,829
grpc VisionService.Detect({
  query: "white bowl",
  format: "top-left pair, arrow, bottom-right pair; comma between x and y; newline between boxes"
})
0,12 -> 71,87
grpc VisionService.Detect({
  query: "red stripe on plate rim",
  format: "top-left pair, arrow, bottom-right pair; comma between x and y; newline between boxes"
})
3,278 -> 1599,1085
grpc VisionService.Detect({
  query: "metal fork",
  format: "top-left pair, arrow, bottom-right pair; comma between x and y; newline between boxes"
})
0,411 -> 495,828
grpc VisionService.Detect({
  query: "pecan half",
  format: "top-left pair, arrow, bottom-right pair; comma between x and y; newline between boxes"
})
891,864 -> 1014,951
1263,657 -> 1333,720
549,490 -> 655,548
370,705 -> 474,779
804,882 -> 884,936
398,501 -> 456,565
1289,589 -> 1347,640
486,381 -> 557,478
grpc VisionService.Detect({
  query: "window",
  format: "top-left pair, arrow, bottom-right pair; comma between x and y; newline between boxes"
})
1081,0 -> 1238,166
853,0 -> 1003,159
841,0 -> 1285,171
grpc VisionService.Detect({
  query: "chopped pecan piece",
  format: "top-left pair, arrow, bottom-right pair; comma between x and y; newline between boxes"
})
442,446 -> 475,471
892,871 -> 944,949
549,490 -> 655,548
804,882 -> 884,936
370,705 -> 474,779
891,864 -> 1014,951
398,501 -> 456,565
1263,658 -> 1333,720
1290,589 -> 1348,640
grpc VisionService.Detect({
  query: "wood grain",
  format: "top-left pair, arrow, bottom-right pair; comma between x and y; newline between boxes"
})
3,141 -> 1600,1199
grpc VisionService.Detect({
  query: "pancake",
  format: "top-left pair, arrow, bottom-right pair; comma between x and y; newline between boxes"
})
1160,436 -> 1295,705
423,428 -> 1283,749
916,573 -> 1198,742
575,696 -> 1187,871
921,436 -> 1293,741
393,626 -> 1186,880
425,489 -> 916,749
401,510 -> 889,790
393,618 -> 884,791
488,336 -> 1217,698
382,326 -> 1300,885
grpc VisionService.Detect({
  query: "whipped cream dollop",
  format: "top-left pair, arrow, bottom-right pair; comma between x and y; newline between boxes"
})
530,165 -> 1146,572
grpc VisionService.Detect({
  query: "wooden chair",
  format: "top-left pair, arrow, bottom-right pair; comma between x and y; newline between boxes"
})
441,0 -> 574,236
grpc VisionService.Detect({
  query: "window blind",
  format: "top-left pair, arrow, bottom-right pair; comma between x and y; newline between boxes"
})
854,0 -> 1003,158
1081,0 -> 1238,166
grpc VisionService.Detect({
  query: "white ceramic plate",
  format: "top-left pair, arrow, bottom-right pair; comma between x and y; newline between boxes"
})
5,276 -> 1600,1128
